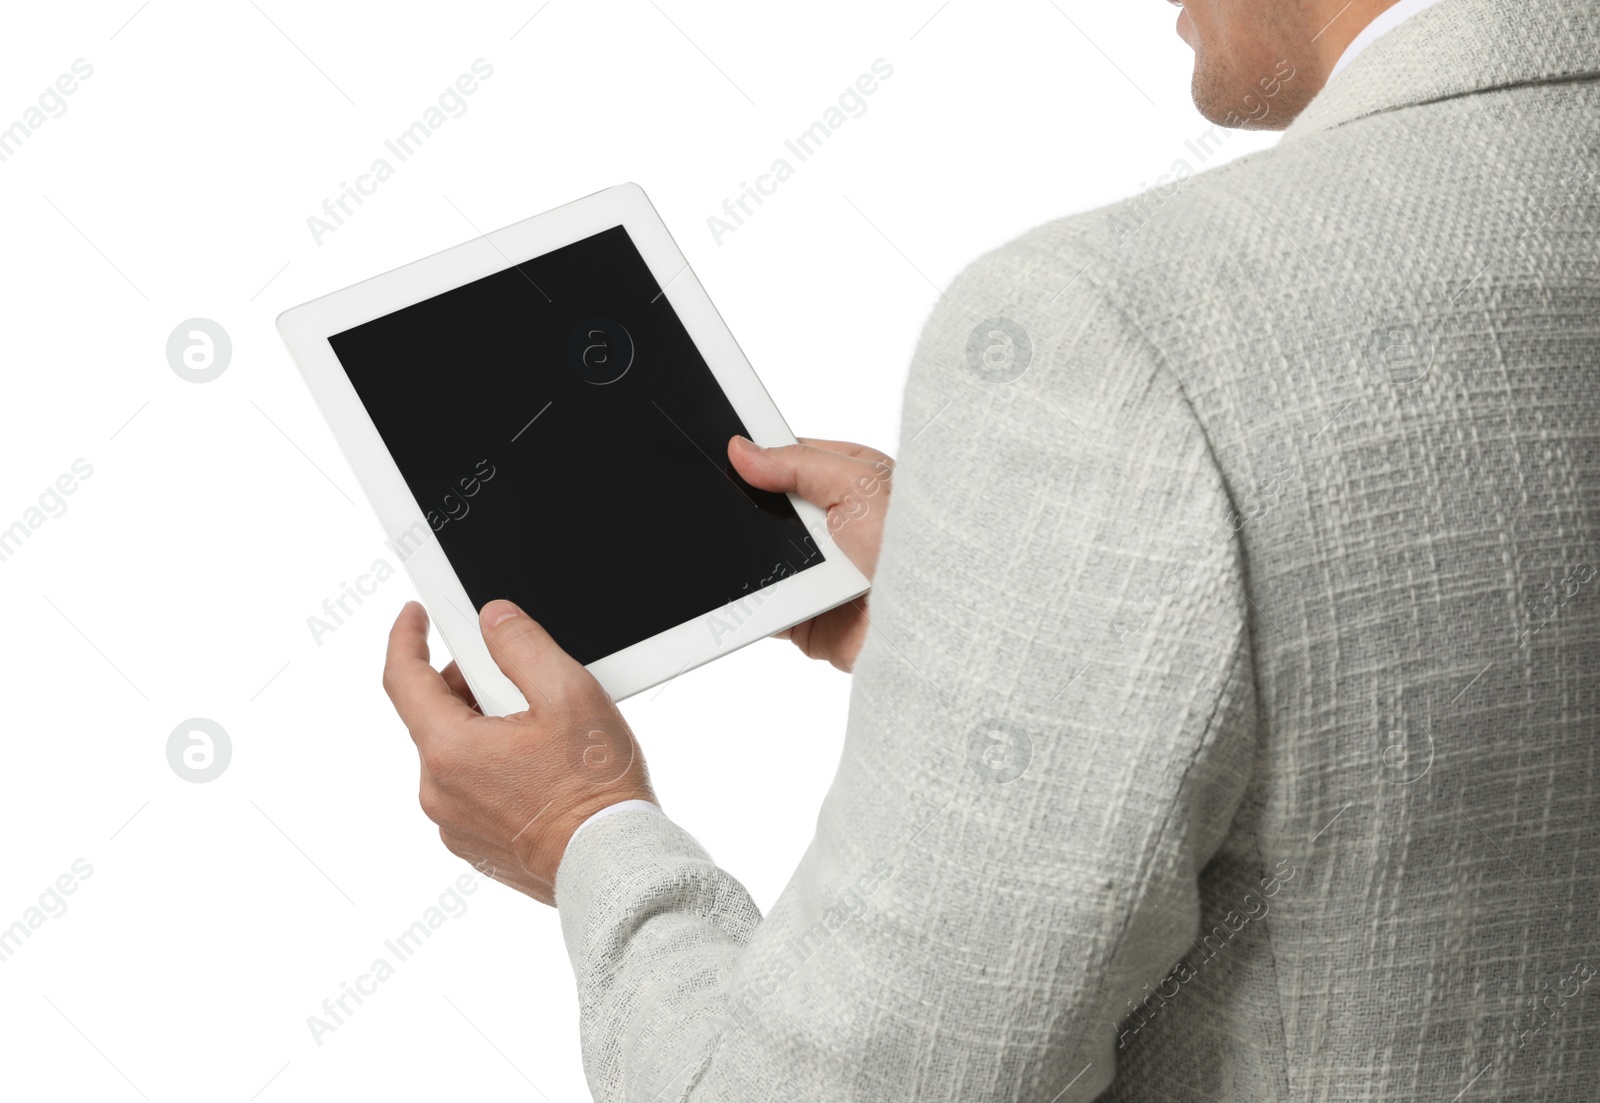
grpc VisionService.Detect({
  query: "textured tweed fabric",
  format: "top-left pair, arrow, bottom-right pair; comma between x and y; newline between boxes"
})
555,0 -> 1600,1097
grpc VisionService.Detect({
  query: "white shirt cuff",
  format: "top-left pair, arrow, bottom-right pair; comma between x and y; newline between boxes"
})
565,799 -> 664,853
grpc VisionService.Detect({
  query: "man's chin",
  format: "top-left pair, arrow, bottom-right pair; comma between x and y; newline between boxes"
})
1190,64 -> 1313,132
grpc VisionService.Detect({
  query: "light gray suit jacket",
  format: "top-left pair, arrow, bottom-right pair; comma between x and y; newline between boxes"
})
556,0 -> 1600,1097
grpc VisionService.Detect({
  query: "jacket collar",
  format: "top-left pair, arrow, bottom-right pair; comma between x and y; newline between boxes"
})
1282,0 -> 1600,141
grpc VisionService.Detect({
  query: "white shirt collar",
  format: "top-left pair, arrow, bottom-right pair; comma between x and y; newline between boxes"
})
1327,0 -> 1450,83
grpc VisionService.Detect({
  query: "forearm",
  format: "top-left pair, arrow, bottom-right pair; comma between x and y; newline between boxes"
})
557,809 -> 762,1100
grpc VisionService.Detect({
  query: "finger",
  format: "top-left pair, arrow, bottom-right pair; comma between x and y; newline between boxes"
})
384,602 -> 477,734
440,660 -> 480,712
728,436 -> 876,508
796,437 -> 895,469
479,600 -> 581,707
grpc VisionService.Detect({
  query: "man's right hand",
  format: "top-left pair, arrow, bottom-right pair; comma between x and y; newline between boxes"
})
728,434 -> 894,673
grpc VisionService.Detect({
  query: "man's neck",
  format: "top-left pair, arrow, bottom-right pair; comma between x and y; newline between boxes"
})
1305,0 -> 1404,85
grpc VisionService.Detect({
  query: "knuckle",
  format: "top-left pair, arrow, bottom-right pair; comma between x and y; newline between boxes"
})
419,743 -> 452,778
418,781 -> 444,823
560,675 -> 609,715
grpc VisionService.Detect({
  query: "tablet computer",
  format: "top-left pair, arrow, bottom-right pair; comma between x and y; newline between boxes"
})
276,182 -> 869,714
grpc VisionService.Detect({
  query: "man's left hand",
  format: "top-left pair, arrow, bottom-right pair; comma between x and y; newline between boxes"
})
383,599 -> 657,906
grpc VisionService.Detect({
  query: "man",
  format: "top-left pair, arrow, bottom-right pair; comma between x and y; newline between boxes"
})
383,0 -> 1600,1097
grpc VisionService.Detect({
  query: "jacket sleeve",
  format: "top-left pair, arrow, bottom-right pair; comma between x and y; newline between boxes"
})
555,237 -> 1260,1102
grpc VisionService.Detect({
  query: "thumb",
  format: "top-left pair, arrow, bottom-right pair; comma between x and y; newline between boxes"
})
728,435 -> 867,508
479,600 -> 579,707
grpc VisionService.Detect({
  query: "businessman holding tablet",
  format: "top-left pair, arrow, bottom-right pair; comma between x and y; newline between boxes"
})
383,0 -> 1600,1098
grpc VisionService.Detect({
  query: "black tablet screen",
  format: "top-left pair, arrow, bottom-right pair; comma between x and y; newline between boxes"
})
327,224 -> 823,666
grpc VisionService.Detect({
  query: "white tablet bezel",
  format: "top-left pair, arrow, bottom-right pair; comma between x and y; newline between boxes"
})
276,182 -> 869,714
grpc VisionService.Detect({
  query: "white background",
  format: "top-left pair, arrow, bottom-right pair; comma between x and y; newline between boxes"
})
0,2 -> 1273,1099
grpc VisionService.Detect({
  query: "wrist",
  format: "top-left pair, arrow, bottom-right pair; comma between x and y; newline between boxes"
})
531,789 -> 659,887
567,799 -> 664,847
